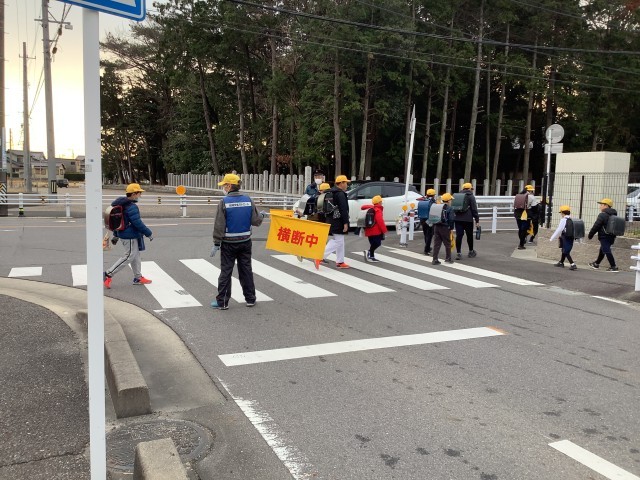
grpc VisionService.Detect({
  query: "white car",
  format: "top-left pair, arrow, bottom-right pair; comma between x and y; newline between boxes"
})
627,184 -> 640,220
294,181 -> 422,227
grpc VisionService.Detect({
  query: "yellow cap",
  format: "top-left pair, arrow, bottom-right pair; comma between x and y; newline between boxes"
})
597,198 -> 613,207
441,193 -> 453,202
334,175 -> 351,184
525,184 -> 534,191
559,205 -> 571,213
426,188 -> 436,196
462,182 -> 473,190
218,173 -> 240,186
126,183 -> 145,193
372,195 -> 382,204
319,182 -> 331,191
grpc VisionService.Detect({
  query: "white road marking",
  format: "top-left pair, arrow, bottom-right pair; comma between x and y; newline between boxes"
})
217,378 -> 314,480
549,440 -> 640,480
364,252 -> 498,288
386,247 -> 543,286
71,265 -> 87,286
251,259 -> 336,298
273,255 -> 394,293
8,267 -> 42,277
592,296 -> 629,305
137,261 -> 202,308
219,326 -> 506,366
339,255 -> 448,291
180,258 -> 273,303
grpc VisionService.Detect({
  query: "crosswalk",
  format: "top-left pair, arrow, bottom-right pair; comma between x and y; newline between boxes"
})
6,247 -> 543,309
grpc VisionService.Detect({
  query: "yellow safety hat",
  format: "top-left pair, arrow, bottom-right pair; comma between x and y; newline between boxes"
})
441,193 -> 453,202
125,183 -> 145,193
218,173 -> 240,186
334,175 -> 351,184
426,188 -> 436,196
559,205 -> 571,213
597,198 -> 613,207
462,182 -> 473,190
319,182 -> 331,191
525,184 -> 534,191
372,195 -> 383,204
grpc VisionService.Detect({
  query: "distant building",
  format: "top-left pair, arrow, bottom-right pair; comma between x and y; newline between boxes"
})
7,149 -> 75,178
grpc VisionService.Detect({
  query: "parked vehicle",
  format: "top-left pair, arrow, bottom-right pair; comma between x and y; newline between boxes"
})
627,184 -> 640,220
56,178 -> 69,188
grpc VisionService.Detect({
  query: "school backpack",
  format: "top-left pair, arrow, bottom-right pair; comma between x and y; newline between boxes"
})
364,208 -> 376,228
104,205 -> 126,232
572,219 -> 585,239
452,193 -> 469,213
604,214 -> 625,236
317,191 -> 339,221
417,199 -> 434,220
513,193 -> 529,210
564,218 -> 575,239
427,203 -> 445,226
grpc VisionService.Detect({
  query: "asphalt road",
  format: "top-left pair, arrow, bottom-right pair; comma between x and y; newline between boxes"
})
1,216 -> 639,480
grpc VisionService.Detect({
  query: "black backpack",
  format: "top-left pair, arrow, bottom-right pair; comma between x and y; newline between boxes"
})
364,208 -> 376,228
452,193 -> 469,213
104,205 -> 126,232
604,214 -> 625,236
564,218 -> 574,239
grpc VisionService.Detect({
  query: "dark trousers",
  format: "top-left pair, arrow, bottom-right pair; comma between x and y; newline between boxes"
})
368,235 -> 383,258
217,240 -> 256,307
433,224 -> 452,260
595,236 -> 616,267
454,221 -> 474,253
421,220 -> 434,253
560,237 -> 574,264
516,218 -> 530,247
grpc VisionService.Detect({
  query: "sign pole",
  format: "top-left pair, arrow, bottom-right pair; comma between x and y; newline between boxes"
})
83,8 -> 106,479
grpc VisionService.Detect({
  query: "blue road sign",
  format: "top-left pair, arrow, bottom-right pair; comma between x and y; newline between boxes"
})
57,0 -> 146,21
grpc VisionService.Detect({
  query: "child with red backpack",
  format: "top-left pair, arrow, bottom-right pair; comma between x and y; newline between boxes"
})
360,195 -> 387,262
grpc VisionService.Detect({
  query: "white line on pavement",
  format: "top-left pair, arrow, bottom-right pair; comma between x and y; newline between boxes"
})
592,296 -> 629,305
219,326 -> 506,366
8,267 -> 42,277
251,259 -> 336,298
549,440 -> 640,480
71,265 -> 87,286
137,261 -> 202,308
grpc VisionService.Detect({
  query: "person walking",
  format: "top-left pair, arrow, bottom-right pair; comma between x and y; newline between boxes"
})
549,205 -> 577,271
211,174 -> 265,310
417,188 -> 436,255
588,198 -> 619,273
431,193 -> 455,265
315,175 -> 351,269
360,195 -> 387,262
103,183 -> 153,289
304,170 -> 325,196
526,185 -> 541,243
513,186 -> 536,250
452,182 -> 480,259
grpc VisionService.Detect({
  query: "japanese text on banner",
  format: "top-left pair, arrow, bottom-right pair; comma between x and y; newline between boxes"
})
265,215 -> 330,259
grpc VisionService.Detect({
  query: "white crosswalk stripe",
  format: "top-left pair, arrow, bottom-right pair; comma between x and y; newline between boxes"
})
273,255 -> 395,293
137,261 -> 202,308
250,259 -> 336,298
71,265 -> 87,286
359,252 -> 498,288
180,258 -> 273,304
385,247 -> 544,286
8,267 -> 42,277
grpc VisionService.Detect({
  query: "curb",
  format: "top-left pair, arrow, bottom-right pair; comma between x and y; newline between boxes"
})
133,438 -> 188,480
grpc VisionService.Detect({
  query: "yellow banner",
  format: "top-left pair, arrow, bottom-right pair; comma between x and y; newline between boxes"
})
266,215 -> 330,259
269,209 -> 294,218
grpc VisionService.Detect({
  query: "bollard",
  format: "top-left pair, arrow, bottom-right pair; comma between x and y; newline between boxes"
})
65,193 -> 71,218
181,195 -> 187,217
18,193 -> 24,217
631,243 -> 640,292
158,196 -> 162,204
491,206 -> 498,233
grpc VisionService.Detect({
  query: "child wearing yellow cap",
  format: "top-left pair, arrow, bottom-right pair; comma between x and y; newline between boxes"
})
360,195 -> 387,262
549,205 -> 577,270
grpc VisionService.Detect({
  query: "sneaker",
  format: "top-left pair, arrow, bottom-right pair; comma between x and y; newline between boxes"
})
455,253 -> 462,260
296,255 -> 303,262
320,259 -> 329,265
103,272 -> 112,289
445,258 -> 454,264
517,246 -> 526,250
588,262 -> 600,270
336,262 -> 351,269
363,251 -> 369,262
133,276 -> 152,285
211,300 -> 229,310
468,250 -> 477,258
425,250 -> 432,256
606,266 -> 619,273
554,262 -> 564,267
569,264 -> 577,271
246,301 -> 256,307
314,259 -> 321,270
527,239 -> 534,244
369,257 -> 380,263
432,260 -> 441,265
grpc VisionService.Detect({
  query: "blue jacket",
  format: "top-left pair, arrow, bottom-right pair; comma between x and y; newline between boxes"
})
112,197 -> 153,240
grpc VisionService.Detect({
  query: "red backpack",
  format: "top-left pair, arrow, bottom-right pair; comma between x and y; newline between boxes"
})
513,193 -> 529,210
104,205 -> 126,232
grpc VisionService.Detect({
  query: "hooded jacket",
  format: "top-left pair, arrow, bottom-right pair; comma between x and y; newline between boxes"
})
326,186 -> 350,235
453,189 -> 479,223
588,207 -> 618,240
360,203 -> 388,236
111,197 -> 152,240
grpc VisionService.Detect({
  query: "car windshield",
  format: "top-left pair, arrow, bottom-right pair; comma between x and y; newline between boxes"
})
627,187 -> 640,199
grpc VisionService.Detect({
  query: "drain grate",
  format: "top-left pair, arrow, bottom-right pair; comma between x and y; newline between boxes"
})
107,419 -> 212,472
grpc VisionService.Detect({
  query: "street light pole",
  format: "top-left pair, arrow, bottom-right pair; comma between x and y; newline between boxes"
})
41,0 -> 57,195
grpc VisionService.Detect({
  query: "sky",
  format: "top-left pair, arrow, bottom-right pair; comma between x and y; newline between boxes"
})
5,0 -> 142,158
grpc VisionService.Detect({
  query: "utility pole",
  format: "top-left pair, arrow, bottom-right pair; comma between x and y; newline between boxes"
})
41,0 -> 57,195
22,43 -> 32,193
0,0 -> 7,216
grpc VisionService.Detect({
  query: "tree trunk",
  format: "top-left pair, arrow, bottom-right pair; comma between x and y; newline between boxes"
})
523,41 -> 538,183
464,0 -> 484,181
269,37 -> 278,175
448,101 -> 457,180
436,67 -> 450,180
485,61 -> 491,186
351,117 -> 357,178
492,26 -> 510,193
235,70 -> 249,175
333,56 -> 342,175
358,54 -> 372,180
421,84 -> 433,183
197,61 -> 219,175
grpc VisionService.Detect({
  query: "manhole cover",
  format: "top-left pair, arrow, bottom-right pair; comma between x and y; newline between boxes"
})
107,419 -> 212,472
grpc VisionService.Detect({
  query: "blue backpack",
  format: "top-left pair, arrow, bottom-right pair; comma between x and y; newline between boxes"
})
417,198 -> 434,220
